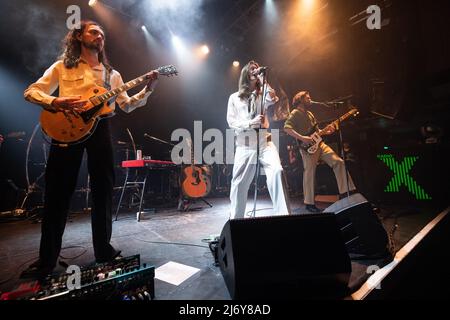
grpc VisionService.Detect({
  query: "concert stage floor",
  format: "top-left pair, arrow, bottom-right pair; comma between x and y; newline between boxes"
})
0,196 -> 445,300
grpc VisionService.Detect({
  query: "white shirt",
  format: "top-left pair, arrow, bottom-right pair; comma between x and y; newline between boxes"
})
227,85 -> 278,147
24,60 -> 152,113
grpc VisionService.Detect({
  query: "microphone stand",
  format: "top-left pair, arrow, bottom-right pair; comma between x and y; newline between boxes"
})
144,133 -> 176,160
326,102 -> 351,199
144,133 -> 175,147
251,70 -> 268,217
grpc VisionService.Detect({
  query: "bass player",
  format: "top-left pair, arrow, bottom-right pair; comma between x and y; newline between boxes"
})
284,91 -> 357,213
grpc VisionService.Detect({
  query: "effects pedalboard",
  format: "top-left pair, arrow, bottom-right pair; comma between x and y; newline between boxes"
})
1,254 -> 155,300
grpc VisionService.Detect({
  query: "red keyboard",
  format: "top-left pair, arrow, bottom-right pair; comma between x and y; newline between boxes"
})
122,159 -> 177,168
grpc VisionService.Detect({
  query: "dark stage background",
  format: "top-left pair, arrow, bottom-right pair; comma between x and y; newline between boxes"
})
1,0 -> 449,212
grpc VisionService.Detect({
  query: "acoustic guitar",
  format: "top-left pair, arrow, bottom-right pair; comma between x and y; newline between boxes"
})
40,65 -> 178,145
181,139 -> 211,198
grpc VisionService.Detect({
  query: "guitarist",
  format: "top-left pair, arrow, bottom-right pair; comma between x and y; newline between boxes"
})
21,20 -> 159,278
284,91 -> 356,213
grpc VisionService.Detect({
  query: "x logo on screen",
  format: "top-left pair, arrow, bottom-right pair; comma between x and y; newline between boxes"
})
377,154 -> 431,200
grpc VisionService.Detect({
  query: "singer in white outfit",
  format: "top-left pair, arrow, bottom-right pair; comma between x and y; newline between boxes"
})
227,60 -> 291,219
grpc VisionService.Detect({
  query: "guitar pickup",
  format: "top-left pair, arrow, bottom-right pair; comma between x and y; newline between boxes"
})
79,104 -> 103,123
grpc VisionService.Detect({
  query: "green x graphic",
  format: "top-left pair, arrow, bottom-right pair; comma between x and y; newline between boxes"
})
377,154 -> 432,200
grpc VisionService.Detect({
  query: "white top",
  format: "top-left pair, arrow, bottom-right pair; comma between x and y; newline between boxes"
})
24,59 -> 152,113
226,84 -> 279,147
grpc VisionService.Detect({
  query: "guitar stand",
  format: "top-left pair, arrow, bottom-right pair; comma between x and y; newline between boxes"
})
178,196 -> 213,212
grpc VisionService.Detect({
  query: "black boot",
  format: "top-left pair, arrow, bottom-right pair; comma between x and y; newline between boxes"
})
20,260 -> 55,279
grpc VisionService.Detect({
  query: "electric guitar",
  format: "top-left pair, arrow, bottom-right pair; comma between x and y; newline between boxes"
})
40,65 -> 178,145
299,108 -> 359,154
181,139 -> 211,198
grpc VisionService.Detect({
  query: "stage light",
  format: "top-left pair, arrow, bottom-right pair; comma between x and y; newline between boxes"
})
141,25 -> 147,32
200,45 -> 209,55
171,35 -> 184,50
302,0 -> 315,10
88,0 -> 98,7
264,0 -> 278,23
233,61 -> 240,67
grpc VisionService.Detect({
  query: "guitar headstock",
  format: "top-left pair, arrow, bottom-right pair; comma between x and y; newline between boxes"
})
348,107 -> 359,117
156,65 -> 178,77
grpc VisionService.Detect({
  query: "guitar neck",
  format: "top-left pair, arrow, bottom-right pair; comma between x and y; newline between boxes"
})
96,74 -> 148,104
91,65 -> 177,105
331,114 -> 349,128
319,110 -> 357,136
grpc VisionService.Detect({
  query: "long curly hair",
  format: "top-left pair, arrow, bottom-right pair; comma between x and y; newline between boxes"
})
60,20 -> 112,71
238,60 -> 260,100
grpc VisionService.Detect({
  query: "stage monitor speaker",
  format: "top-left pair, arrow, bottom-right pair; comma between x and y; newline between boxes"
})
217,214 -> 352,300
324,193 -> 389,257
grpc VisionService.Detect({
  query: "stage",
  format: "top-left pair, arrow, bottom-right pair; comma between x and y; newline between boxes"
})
0,196 -> 446,300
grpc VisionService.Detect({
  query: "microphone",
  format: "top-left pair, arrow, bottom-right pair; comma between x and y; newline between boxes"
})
310,100 -> 345,107
327,101 -> 345,105
252,66 -> 268,75
310,100 -> 329,107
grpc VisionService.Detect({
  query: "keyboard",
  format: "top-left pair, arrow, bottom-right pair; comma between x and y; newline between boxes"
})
121,159 -> 177,168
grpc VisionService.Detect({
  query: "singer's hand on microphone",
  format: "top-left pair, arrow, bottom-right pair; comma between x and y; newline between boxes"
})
252,67 -> 267,76
249,115 -> 265,128
258,72 -> 268,84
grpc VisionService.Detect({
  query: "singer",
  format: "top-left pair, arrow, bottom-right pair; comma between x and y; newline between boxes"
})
226,60 -> 290,219
284,91 -> 356,212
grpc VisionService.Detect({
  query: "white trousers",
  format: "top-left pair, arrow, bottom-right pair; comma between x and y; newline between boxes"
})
229,141 -> 291,219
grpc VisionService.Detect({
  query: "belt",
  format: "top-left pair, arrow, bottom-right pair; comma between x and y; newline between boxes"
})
243,134 -> 271,146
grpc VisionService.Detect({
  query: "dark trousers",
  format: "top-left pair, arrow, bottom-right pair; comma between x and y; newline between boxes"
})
39,120 -> 116,266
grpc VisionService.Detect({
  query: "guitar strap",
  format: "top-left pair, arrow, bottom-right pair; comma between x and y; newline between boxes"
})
103,67 -> 111,90
103,66 -> 117,108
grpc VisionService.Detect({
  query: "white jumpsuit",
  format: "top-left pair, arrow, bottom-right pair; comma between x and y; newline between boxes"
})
227,88 -> 291,219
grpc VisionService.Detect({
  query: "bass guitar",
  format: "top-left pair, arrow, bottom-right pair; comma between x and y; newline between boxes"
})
40,65 -> 178,145
299,108 -> 359,154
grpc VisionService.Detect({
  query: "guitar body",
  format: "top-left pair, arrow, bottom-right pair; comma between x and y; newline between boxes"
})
39,64 -> 178,145
181,165 -> 211,198
40,85 -> 114,144
299,132 -> 323,154
298,108 -> 359,155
